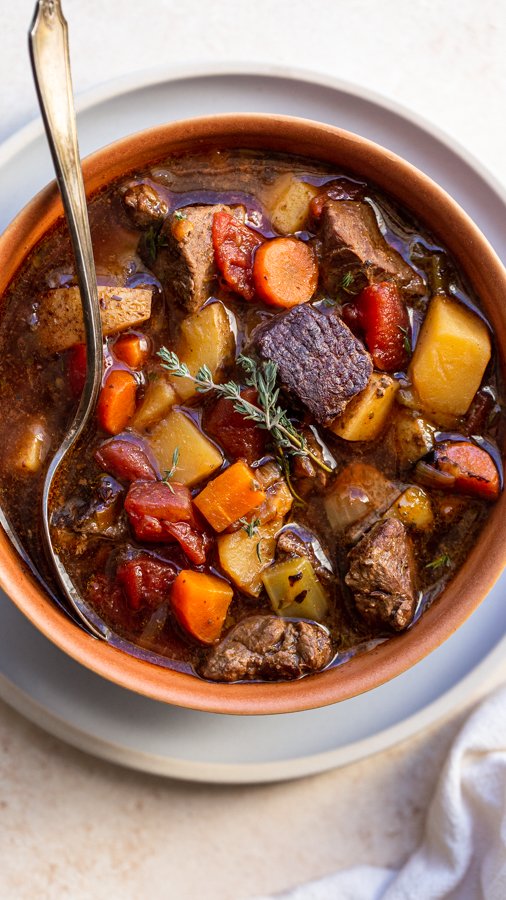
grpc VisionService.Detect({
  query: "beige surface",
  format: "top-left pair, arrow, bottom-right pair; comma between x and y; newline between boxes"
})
0,666 -> 505,900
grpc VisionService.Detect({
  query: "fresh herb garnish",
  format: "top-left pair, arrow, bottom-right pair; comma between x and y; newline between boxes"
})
143,225 -> 168,264
161,447 -> 180,492
173,210 -> 187,221
341,270 -> 355,292
240,516 -> 261,538
398,325 -> 412,357
256,541 -> 263,562
425,553 -> 451,571
157,349 -> 332,474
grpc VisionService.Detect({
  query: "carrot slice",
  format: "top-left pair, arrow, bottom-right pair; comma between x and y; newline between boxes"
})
434,440 -> 500,501
193,460 -> 266,532
252,237 -> 318,308
113,333 -> 150,369
171,570 -> 233,644
97,369 -> 138,435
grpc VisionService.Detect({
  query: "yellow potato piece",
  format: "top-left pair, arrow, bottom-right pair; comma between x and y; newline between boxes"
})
131,376 -> 178,431
37,286 -> 152,353
264,174 -> 318,235
12,417 -> 50,474
170,302 -> 235,401
410,295 -> 491,416
387,486 -> 434,532
389,408 -> 434,467
262,556 -> 329,622
217,519 -> 282,597
330,373 -> 399,442
148,410 -> 223,486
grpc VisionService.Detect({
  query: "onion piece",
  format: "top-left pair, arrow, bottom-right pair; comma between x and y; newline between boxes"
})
414,460 -> 456,489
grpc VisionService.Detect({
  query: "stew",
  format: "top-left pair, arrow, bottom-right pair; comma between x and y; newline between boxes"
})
0,148 -> 503,682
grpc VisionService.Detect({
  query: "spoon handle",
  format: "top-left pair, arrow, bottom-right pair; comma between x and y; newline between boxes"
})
29,0 -> 103,426
29,1 -> 105,639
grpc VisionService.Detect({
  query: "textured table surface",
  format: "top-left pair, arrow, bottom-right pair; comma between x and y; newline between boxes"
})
1,1 -> 506,897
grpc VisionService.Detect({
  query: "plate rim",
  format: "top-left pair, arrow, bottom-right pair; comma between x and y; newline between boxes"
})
1,61 -> 505,781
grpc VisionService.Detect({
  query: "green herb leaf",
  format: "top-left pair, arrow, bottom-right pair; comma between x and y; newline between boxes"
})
173,210 -> 187,221
239,516 -> 261,538
341,270 -> 355,291
397,325 -> 412,357
256,541 -> 263,562
425,553 -> 451,571
161,446 -> 180,490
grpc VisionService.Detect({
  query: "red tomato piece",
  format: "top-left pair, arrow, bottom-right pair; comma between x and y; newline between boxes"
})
95,438 -> 158,483
212,211 -> 264,301
68,343 -> 87,397
434,441 -> 500,501
345,281 -> 410,371
116,555 -> 177,611
203,388 -> 268,464
124,481 -> 210,563
162,522 -> 210,567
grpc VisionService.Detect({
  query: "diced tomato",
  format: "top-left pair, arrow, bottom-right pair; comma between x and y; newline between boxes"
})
116,555 -> 177,611
95,438 -> 158,483
68,343 -> 87,397
123,480 -> 210,563
212,211 -> 264,300
87,574 -> 138,632
203,388 -> 268,464
433,440 -> 500,501
344,281 -> 410,371
113,333 -> 150,369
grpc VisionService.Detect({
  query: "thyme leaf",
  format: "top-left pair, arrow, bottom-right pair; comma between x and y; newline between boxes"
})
425,553 -> 451,571
173,210 -> 187,221
157,348 -> 332,474
161,446 -> 180,492
239,516 -> 261,538
398,324 -> 412,357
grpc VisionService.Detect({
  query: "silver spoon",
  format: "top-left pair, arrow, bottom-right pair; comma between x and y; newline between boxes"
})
30,0 -> 106,639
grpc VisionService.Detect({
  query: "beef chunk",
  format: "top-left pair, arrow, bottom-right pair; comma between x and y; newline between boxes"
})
253,304 -> 372,425
320,200 -> 424,297
200,615 -> 333,682
276,528 -> 334,587
151,204 -> 244,313
122,183 -> 168,229
345,517 -> 417,631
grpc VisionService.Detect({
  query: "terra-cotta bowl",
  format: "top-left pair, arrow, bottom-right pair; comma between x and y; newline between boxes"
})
0,113 -> 505,715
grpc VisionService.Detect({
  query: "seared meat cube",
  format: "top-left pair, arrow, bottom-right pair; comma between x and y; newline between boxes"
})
150,204 -> 245,313
319,200 -> 425,297
200,615 -> 333,682
345,517 -> 417,631
253,304 -> 372,426
122,183 -> 168,229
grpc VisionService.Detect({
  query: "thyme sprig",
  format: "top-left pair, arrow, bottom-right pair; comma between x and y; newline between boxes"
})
239,516 -> 261,538
161,447 -> 180,492
157,349 -> 332,474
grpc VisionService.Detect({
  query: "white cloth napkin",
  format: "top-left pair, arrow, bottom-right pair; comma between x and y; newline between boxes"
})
256,684 -> 506,900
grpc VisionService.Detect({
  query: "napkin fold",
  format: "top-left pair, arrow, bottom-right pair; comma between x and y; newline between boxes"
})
256,684 -> 506,900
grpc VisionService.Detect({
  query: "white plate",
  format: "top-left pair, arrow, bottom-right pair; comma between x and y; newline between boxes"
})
1,64 -> 505,785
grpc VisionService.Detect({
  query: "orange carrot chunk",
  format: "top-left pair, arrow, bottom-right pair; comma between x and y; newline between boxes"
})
434,440 -> 500,501
96,369 -> 138,435
193,460 -> 266,532
113,333 -> 150,369
252,237 -> 318,308
171,570 -> 233,644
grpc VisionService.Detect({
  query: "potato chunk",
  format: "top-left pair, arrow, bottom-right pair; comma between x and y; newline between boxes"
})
148,410 -> 223,486
131,376 -> 177,431
264,174 -> 319,235
329,372 -> 398,441
409,295 -> 491,417
262,556 -> 329,622
170,302 -> 235,401
217,519 -> 281,597
387,486 -> 434,531
389,408 -> 434,468
12,417 -> 50,474
37,286 -> 153,353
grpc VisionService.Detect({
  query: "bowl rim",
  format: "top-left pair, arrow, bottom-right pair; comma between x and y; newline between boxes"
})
0,111 -> 505,715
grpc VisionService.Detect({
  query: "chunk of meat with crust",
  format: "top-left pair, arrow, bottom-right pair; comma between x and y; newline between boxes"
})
252,304 -> 372,426
200,615 -> 333,682
150,204 -> 245,313
345,517 -> 417,631
319,200 -> 425,297
122,183 -> 168,229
